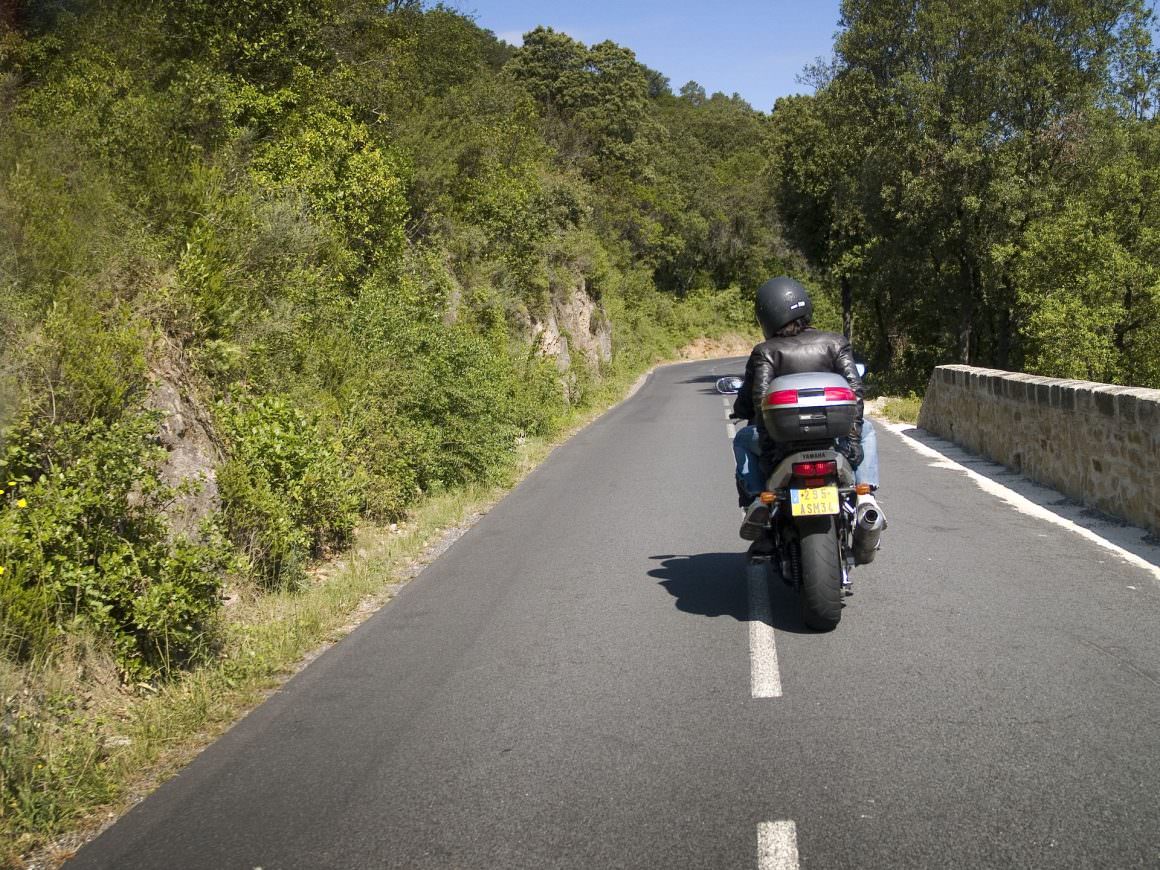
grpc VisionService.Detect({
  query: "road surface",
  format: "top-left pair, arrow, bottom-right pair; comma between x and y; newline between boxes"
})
70,358 -> 1160,869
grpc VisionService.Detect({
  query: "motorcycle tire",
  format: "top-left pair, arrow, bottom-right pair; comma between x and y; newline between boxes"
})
797,515 -> 843,631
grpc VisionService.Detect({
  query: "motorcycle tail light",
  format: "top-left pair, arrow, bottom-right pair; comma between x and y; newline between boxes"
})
766,389 -> 798,406
792,460 -> 838,477
824,386 -> 856,402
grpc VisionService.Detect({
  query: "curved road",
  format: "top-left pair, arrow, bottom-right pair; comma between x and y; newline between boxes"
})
71,358 -> 1160,869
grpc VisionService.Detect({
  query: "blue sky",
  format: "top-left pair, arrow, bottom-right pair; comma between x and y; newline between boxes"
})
455,1 -> 846,112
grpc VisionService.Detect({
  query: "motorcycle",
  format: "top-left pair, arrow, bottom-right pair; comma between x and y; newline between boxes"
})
733,371 -> 884,631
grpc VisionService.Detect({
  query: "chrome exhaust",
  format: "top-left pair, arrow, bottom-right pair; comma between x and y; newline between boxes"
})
739,498 -> 776,541
742,501 -> 770,542
852,493 -> 886,564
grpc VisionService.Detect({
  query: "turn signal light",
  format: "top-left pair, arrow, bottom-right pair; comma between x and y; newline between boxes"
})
760,491 -> 776,505
791,460 -> 837,477
855,483 -> 872,495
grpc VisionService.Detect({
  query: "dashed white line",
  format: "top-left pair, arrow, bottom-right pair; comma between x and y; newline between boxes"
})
758,820 -> 800,870
723,395 -> 739,440
747,563 -> 782,698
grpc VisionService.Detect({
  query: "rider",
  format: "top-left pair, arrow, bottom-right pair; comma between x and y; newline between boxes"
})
731,276 -> 879,522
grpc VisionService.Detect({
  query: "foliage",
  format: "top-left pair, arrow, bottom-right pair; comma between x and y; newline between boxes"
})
249,101 -> 409,276
217,395 -> 359,589
507,27 -> 655,180
0,414 -> 228,681
159,0 -> 333,89
652,90 -> 790,295
773,0 -> 1160,389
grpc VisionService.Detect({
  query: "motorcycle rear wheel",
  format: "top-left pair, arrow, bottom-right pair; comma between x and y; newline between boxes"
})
797,515 -> 842,631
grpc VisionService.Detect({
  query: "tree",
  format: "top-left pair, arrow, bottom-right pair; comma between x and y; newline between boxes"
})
778,0 -> 1159,385
507,27 -> 654,180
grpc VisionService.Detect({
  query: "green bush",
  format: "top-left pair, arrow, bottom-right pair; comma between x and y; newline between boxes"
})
218,395 -> 360,588
249,101 -> 409,278
0,414 -> 228,681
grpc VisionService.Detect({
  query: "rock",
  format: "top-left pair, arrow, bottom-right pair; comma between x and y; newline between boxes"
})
145,345 -> 223,539
524,277 -> 613,401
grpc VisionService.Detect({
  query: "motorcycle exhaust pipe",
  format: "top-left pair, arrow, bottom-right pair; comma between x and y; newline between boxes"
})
853,493 -> 886,564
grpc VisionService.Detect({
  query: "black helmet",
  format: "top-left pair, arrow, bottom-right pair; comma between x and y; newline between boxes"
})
755,276 -> 813,339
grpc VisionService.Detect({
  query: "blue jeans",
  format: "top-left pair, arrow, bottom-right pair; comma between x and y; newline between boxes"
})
733,417 -> 880,498
733,424 -> 766,499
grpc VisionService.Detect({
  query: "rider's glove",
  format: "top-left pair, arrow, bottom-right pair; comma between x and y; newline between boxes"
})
843,438 -> 864,468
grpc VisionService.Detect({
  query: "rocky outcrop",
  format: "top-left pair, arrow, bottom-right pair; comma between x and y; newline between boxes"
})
529,278 -> 612,374
145,348 -> 222,538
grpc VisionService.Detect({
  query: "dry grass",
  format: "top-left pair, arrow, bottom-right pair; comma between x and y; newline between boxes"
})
676,331 -> 758,360
870,393 -> 923,425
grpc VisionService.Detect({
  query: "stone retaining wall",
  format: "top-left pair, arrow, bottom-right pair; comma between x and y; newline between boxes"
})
917,365 -> 1160,536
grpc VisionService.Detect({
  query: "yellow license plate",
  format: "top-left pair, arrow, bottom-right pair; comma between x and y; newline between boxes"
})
790,485 -> 839,516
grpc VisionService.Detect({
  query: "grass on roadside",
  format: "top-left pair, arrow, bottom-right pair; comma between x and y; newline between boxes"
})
876,393 -> 923,425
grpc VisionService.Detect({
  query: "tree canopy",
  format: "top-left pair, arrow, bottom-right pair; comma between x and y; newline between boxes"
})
772,0 -> 1160,388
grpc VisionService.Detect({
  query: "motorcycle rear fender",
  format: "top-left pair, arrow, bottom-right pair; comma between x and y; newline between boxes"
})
766,447 -> 855,490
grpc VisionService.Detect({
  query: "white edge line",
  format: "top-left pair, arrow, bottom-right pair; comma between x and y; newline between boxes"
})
726,421 -> 737,440
747,564 -> 782,698
880,418 -> 1160,584
758,820 -> 800,870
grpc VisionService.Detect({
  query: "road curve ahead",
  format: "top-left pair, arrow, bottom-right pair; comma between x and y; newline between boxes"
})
70,358 -> 1160,869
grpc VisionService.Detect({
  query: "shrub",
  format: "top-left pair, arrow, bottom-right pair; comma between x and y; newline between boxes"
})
217,395 -> 360,589
0,414 -> 228,681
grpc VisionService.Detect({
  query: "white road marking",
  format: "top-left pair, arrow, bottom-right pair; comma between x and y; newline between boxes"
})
726,388 -> 784,699
758,820 -> 800,870
747,562 -> 782,698
723,395 -> 734,413
880,418 -> 1160,584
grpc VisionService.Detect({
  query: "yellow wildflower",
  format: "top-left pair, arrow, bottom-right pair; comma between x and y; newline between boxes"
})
6,481 -> 13,487
16,499 -> 27,509
0,566 -> 5,575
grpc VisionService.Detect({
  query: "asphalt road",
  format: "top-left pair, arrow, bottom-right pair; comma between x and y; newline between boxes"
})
70,358 -> 1160,869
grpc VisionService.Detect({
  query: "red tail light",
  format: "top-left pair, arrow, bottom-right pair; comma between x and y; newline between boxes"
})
792,460 -> 838,477
824,386 -> 856,402
766,389 -> 798,406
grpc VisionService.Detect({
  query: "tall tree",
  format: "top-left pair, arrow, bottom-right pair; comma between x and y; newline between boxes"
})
780,0 -> 1158,384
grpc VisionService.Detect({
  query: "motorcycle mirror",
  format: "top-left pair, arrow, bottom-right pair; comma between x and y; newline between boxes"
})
716,376 -> 744,394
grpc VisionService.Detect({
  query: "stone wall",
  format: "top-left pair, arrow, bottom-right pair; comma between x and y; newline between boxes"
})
917,365 -> 1160,536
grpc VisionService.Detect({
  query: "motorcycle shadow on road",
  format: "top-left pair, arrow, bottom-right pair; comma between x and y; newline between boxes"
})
648,553 -> 812,633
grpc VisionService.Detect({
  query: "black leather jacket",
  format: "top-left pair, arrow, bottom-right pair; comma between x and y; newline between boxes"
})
732,327 -> 864,449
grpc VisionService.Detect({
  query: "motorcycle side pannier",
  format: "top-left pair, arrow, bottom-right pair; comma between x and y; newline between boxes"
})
760,372 -> 858,442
